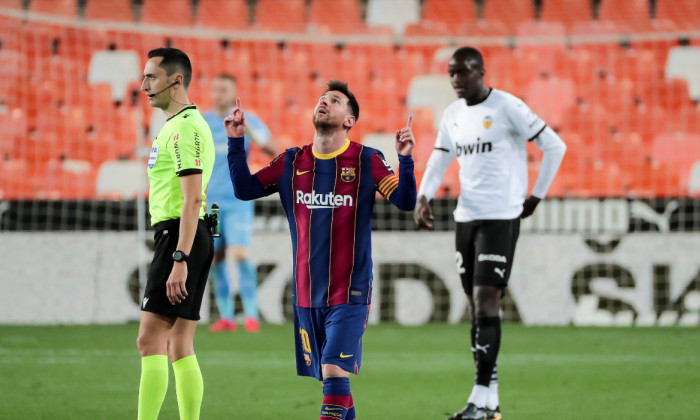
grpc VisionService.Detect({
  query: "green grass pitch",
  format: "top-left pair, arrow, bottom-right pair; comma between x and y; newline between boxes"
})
0,324 -> 698,419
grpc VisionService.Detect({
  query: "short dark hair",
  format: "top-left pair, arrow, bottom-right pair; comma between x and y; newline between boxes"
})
325,79 -> 359,122
215,73 -> 236,84
452,46 -> 484,70
147,47 -> 192,88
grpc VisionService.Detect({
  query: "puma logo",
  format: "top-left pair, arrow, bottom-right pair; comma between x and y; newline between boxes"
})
494,268 -> 506,278
630,200 -> 678,233
475,343 -> 490,354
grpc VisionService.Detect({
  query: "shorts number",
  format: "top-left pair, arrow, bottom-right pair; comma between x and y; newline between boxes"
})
299,328 -> 311,353
455,251 -> 466,274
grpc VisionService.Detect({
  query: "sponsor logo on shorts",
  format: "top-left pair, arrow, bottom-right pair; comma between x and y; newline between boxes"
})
494,268 -> 506,278
478,253 -> 507,263
296,190 -> 353,209
142,297 -> 149,308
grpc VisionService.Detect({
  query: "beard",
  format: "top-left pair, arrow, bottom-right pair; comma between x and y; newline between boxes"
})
313,114 -> 338,134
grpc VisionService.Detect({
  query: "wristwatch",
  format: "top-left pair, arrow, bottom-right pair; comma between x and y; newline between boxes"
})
172,250 -> 189,263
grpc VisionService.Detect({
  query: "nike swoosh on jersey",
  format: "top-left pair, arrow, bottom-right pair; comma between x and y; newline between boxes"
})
296,169 -> 312,175
339,352 -> 353,358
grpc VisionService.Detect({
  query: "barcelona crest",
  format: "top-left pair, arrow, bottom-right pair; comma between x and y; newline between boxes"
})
483,116 -> 493,129
304,354 -> 312,366
340,167 -> 356,182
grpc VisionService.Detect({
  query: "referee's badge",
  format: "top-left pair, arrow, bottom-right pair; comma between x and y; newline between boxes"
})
340,167 -> 356,182
483,116 -> 493,129
148,146 -> 159,169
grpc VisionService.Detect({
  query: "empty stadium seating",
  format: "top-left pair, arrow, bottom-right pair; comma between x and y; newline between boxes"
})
1,0 -> 698,199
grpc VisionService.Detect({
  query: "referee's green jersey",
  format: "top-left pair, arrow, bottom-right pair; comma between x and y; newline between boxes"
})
147,105 -> 215,226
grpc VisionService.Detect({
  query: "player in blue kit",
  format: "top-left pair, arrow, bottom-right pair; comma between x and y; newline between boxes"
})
225,81 -> 417,420
202,73 -> 276,333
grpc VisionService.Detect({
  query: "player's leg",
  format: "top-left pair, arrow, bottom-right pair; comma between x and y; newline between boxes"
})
319,304 -> 369,420
229,202 -> 260,332
210,211 -> 235,332
169,219 -> 214,420
138,221 -> 180,420
470,218 -> 519,420
449,221 -> 489,420
168,318 -> 203,420
136,311 -> 175,420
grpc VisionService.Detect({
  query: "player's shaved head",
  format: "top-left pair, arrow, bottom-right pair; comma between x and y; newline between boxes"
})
148,47 -> 193,88
452,46 -> 484,70
325,79 -> 360,122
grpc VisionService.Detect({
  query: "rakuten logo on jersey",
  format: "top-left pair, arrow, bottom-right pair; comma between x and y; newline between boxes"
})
296,190 -> 353,209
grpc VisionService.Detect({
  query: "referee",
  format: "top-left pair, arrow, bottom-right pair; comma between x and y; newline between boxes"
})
136,47 -> 215,420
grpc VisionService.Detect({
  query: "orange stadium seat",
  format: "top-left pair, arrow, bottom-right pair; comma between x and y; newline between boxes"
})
0,0 -> 22,10
140,0 -> 193,27
253,0 -> 306,33
456,19 -> 510,36
598,0 -> 651,31
308,0 -> 363,34
196,0 -> 249,30
540,0 -> 592,28
85,0 -> 132,22
404,21 -> 452,36
422,0 -> 476,30
481,0 -> 535,33
29,0 -> 77,17
656,0 -> 700,30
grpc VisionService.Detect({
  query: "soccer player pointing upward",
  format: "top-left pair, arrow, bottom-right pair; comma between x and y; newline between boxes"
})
415,47 -> 566,420
226,81 -> 416,420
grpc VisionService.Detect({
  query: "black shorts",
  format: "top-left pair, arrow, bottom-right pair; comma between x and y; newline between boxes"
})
455,218 -> 520,295
142,218 -> 214,320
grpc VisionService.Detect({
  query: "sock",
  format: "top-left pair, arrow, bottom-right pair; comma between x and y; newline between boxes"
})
138,355 -> 168,420
320,377 -> 353,420
474,316 -> 501,387
173,355 -> 203,420
237,259 -> 259,319
487,369 -> 499,410
467,384 -> 489,409
212,261 -> 234,320
470,320 -> 477,380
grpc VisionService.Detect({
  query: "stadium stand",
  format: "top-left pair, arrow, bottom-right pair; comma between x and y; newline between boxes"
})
0,0 -> 698,199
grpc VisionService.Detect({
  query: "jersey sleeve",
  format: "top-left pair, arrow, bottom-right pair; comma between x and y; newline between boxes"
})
255,152 -> 287,190
246,113 -> 272,147
418,118 -> 455,201
371,151 -> 398,199
168,120 -> 205,176
506,96 -> 547,143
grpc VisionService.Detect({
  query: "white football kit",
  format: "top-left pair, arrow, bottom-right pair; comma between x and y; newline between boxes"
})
418,88 -> 567,222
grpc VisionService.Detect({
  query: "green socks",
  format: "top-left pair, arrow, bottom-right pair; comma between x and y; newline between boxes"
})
173,355 -> 203,420
138,355 -> 169,420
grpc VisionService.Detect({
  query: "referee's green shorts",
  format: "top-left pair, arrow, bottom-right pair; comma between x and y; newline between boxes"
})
141,218 -> 214,320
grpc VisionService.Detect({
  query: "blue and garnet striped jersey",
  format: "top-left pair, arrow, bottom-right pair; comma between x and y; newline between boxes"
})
228,137 -> 416,308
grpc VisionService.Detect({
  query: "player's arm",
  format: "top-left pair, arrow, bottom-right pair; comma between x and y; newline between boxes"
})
414,118 -> 455,229
166,124 -> 206,305
505,97 -> 566,218
225,99 -> 280,200
387,115 -> 417,211
522,126 -> 566,217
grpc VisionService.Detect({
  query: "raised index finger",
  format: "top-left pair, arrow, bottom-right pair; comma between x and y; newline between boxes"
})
235,97 -> 242,109
406,115 -> 413,129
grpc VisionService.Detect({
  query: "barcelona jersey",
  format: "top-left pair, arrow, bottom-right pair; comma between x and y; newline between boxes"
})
229,138 -> 416,308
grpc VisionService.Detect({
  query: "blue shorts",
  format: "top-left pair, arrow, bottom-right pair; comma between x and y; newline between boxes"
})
214,201 -> 254,250
293,304 -> 370,381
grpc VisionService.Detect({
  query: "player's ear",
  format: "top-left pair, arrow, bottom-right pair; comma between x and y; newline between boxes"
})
343,115 -> 355,130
